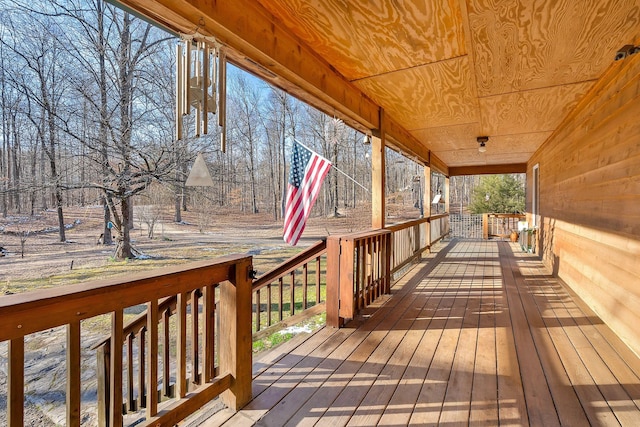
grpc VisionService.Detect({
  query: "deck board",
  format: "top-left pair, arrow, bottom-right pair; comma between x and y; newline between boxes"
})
201,240 -> 640,426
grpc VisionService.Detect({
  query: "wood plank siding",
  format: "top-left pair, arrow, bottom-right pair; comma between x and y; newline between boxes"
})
196,240 -> 640,426
527,51 -> 640,355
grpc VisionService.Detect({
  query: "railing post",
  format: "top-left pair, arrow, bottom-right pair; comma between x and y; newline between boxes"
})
220,257 -> 253,410
482,213 -> 489,240
326,236 -> 342,328
339,237 -> 356,321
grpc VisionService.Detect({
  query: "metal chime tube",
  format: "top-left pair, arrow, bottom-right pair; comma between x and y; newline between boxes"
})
218,48 -> 227,153
175,43 -> 184,140
194,42 -> 202,137
211,46 -> 217,115
185,39 -> 192,114
176,36 -> 227,149
202,42 -> 209,135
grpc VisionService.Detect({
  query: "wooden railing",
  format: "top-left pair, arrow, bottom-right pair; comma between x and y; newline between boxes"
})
325,215 -> 451,328
482,213 -> 526,239
386,214 -> 450,275
429,213 -> 451,245
0,254 -> 253,427
2,222 -> 450,425
93,240 -> 327,424
252,240 -> 327,336
326,229 -> 392,327
387,218 -> 429,274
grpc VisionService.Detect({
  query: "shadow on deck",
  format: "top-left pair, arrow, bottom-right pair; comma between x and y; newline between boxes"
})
197,240 -> 640,426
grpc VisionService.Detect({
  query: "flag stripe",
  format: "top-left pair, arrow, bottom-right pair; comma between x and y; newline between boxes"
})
283,142 -> 331,245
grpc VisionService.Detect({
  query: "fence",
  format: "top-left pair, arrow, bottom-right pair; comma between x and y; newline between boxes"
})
450,214 -> 483,239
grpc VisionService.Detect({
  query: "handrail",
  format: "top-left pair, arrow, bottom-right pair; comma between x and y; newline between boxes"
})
0,254 -> 253,427
252,239 -> 328,334
385,217 -> 429,232
429,213 -> 449,221
253,239 -> 326,290
0,255 -> 245,339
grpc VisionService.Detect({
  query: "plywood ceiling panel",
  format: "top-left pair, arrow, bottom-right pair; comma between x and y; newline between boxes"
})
421,131 -> 552,167
467,0 -> 640,97
437,150 -> 532,166
355,57 -> 479,131
256,0 -> 466,80
120,0 -> 640,170
480,82 -> 594,136
411,122 -> 482,151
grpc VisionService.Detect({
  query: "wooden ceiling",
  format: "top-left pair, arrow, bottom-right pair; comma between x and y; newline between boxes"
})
117,0 -> 640,171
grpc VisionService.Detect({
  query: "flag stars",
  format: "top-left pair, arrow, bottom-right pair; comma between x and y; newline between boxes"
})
289,144 -> 313,188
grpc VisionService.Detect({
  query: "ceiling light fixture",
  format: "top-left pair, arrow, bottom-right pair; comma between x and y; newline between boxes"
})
477,136 -> 489,153
614,44 -> 640,61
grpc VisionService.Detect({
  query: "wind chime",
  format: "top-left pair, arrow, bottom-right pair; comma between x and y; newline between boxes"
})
175,35 -> 227,152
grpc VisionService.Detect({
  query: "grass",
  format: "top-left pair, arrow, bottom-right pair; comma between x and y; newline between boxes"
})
252,312 -> 326,353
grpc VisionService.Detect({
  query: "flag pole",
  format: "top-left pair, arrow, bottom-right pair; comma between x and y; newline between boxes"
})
294,138 -> 370,193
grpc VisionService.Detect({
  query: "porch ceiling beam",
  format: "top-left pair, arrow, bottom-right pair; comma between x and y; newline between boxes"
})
115,0 -> 432,165
448,163 -> 527,177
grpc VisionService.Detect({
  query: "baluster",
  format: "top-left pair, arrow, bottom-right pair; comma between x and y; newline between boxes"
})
365,237 -> 376,307
138,327 -> 146,409
162,308 -> 171,397
290,270 -> 296,316
303,263 -> 308,310
255,289 -> 261,332
365,238 -> 371,307
376,236 -> 381,299
67,321 -> 81,427
97,341 -> 110,427
278,277 -> 284,321
370,237 -> 376,303
191,289 -> 200,385
355,242 -> 362,309
177,292 -> 188,398
127,332 -> 135,412
316,256 -> 321,304
356,239 -> 371,310
110,309 -> 124,426
8,337 -> 24,426
203,284 -> 215,383
147,300 -> 159,418
267,284 -> 273,327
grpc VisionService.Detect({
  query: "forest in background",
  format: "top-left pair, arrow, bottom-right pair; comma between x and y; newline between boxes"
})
0,0 -> 522,259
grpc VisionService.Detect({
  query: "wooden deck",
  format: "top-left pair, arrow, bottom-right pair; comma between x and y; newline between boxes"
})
201,240 -> 640,426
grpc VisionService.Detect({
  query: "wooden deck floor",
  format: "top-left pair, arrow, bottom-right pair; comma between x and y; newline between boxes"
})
202,240 -> 640,426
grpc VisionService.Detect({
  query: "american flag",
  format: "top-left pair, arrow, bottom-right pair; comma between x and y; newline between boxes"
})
283,141 -> 331,245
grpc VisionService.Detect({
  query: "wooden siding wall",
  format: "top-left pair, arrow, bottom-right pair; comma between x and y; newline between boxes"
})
527,51 -> 640,355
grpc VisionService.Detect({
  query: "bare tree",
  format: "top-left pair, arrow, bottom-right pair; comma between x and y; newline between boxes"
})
1,11 -> 69,241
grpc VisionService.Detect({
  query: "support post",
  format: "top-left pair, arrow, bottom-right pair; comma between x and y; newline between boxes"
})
424,165 -> 431,218
424,165 -> 432,251
326,236 -> 342,328
483,213 -> 489,240
444,175 -> 450,214
372,109 -> 386,229
220,257 -> 253,410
